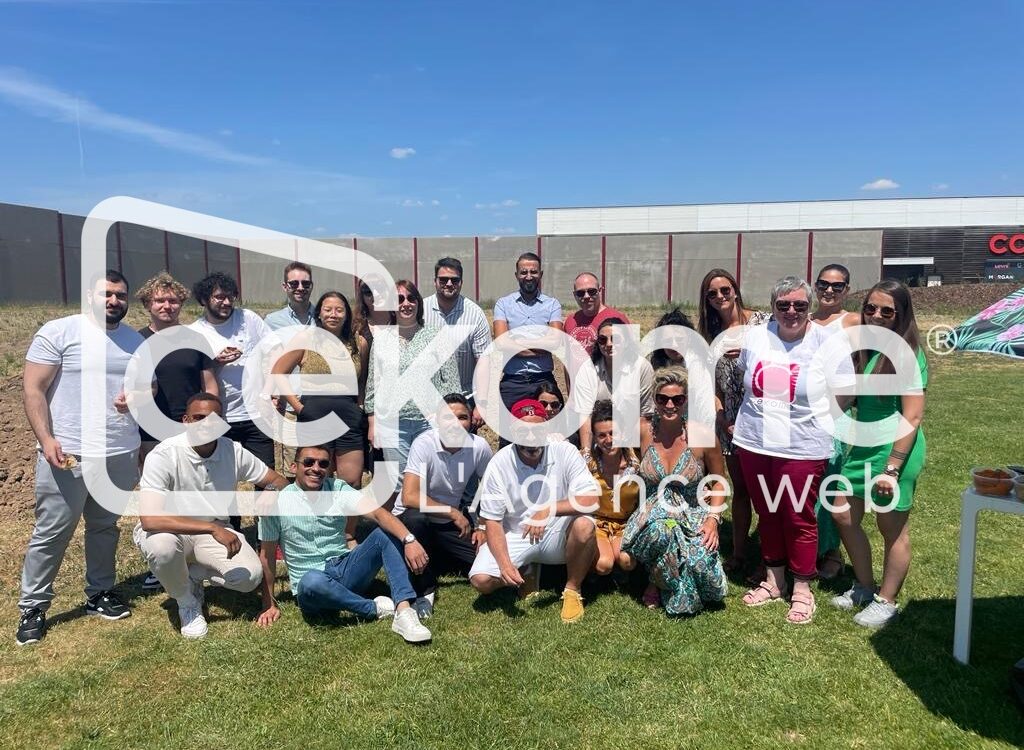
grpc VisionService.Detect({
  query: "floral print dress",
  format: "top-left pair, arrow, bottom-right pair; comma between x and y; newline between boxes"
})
621,444 -> 728,615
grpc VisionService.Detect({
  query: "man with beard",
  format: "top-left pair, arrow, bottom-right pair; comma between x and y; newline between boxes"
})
468,399 -> 599,624
264,261 -> 316,331
17,270 -> 145,646
188,272 -> 275,473
492,253 -> 564,442
423,257 -> 491,429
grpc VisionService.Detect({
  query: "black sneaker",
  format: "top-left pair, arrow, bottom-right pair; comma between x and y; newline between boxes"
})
16,608 -> 46,646
84,591 -> 131,620
141,571 -> 162,591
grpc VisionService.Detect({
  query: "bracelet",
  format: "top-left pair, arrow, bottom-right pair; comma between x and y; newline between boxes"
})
889,449 -> 908,460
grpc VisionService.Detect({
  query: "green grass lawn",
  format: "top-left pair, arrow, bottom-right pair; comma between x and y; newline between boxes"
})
1,323 -> 1023,748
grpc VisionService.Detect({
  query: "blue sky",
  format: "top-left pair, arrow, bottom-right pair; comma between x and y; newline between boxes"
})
1,1 -> 1022,237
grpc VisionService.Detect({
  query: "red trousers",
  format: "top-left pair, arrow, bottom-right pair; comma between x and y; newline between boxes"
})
735,447 -> 825,579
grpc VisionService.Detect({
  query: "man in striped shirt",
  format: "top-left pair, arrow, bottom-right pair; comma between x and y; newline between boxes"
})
423,257 -> 492,429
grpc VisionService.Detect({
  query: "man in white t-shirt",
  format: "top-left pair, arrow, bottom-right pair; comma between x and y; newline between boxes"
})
397,393 -> 492,618
469,399 -> 600,624
135,392 -> 290,639
188,272 -> 275,525
17,270 -> 145,647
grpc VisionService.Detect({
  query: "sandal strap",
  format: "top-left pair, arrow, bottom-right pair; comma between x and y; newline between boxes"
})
790,591 -> 815,606
744,582 -> 781,601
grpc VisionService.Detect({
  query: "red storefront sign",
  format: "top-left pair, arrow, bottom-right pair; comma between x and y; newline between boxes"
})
989,234 -> 1024,254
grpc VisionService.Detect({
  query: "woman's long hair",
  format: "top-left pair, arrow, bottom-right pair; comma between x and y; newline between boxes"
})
858,279 -> 921,374
649,307 -> 695,370
591,316 -> 628,365
314,291 -> 357,357
697,268 -> 748,343
389,279 -> 425,326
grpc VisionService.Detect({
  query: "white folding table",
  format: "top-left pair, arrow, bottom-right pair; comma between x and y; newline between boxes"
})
953,486 -> 1024,665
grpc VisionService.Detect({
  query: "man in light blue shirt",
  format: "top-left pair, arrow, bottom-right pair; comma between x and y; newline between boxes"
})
256,445 -> 432,643
264,261 -> 316,331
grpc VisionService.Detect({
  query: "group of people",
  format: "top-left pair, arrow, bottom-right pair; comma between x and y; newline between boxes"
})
14,251 -> 928,647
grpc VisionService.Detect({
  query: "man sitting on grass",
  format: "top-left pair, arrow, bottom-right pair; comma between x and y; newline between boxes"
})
255,445 -> 432,644
468,399 -> 600,623
135,392 -> 290,639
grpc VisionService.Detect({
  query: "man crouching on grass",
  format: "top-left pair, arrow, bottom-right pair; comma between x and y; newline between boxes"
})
468,399 -> 600,623
255,445 -> 432,644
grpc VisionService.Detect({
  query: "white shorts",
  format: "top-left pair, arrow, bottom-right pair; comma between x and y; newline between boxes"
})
469,515 -> 592,579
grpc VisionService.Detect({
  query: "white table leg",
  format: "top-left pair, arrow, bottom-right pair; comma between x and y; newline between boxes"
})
953,495 -> 979,665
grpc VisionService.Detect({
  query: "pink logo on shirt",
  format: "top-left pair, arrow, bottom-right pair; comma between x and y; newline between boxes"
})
752,361 -> 799,401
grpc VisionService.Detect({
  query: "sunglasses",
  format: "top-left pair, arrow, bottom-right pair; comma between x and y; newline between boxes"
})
285,280 -> 313,290
574,288 -> 599,300
705,285 -> 734,301
655,393 -> 687,407
397,293 -> 417,305
815,280 -> 847,293
596,333 -> 623,346
774,300 -> 810,313
300,457 -> 331,469
863,302 -> 897,319
436,276 -> 462,286
538,399 -> 562,411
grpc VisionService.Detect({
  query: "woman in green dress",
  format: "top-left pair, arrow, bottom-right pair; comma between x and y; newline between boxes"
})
830,280 -> 927,629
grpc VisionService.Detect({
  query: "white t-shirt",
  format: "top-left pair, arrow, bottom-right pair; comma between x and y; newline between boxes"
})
189,309 -> 272,423
732,321 -> 855,460
397,428 -> 493,521
478,441 -> 598,534
140,433 -> 269,521
25,314 -> 144,457
572,356 -> 656,417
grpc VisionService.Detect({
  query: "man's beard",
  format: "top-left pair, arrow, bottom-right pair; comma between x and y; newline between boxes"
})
103,305 -> 127,325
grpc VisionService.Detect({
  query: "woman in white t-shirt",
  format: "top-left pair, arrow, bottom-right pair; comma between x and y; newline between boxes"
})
732,276 -> 854,625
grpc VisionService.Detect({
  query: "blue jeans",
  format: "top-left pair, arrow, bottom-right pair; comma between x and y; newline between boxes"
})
381,416 -> 430,492
296,528 -> 416,619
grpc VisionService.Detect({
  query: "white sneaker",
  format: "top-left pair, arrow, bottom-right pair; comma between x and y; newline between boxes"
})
831,583 -> 876,611
178,604 -> 208,639
373,596 -> 395,619
853,595 -> 899,629
391,607 -> 432,643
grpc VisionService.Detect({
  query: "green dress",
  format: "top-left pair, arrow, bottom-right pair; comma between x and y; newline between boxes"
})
840,349 -> 928,512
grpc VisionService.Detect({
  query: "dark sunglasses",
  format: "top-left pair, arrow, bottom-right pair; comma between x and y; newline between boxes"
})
398,293 -> 417,305
596,333 -> 623,346
574,288 -> 599,300
285,280 -> 313,290
655,393 -> 687,407
300,457 -> 331,469
863,302 -> 897,319
774,300 -> 810,313
436,276 -> 462,286
538,398 -> 562,411
705,285 -> 734,300
815,280 -> 847,293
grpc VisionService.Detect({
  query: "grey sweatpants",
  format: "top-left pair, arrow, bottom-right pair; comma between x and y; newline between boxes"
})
19,450 -> 139,612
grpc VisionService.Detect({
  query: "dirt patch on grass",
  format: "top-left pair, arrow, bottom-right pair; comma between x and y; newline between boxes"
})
0,375 -> 37,516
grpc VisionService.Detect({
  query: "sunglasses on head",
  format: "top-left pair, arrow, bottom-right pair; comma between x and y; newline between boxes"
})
815,279 -> 847,293
300,457 -> 331,469
436,276 -> 462,286
285,280 -> 313,290
774,300 -> 809,313
655,393 -> 687,407
705,285 -> 734,301
574,288 -> 599,300
863,302 -> 896,319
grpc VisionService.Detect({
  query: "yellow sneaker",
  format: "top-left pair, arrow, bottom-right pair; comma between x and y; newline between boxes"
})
560,588 -> 584,624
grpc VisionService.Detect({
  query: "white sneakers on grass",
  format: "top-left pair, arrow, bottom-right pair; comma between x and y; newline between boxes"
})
374,596 -> 396,619
853,596 -> 899,629
178,577 -> 208,639
392,607 -> 431,643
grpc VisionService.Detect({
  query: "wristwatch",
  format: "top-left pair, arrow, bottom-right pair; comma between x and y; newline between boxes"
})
402,533 -> 416,545
883,464 -> 901,478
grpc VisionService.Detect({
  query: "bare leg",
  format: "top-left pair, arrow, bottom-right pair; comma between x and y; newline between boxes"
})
335,448 -> 365,489
593,534 -> 615,575
832,495 -> 874,588
876,509 -> 911,602
611,535 -> 635,570
565,517 -> 597,592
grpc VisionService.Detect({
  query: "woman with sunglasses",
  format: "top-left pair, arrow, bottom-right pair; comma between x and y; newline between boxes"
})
809,264 -> 858,580
355,275 -> 393,347
583,400 -> 641,577
621,367 -> 728,615
533,382 -> 581,448
697,269 -> 770,577
732,277 -> 854,625
649,307 -> 697,371
365,280 -> 461,506
271,291 -> 369,489
830,280 -> 927,629
576,317 -> 655,452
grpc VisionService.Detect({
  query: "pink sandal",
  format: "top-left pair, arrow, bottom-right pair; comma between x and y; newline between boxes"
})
742,582 -> 786,607
786,591 -> 816,625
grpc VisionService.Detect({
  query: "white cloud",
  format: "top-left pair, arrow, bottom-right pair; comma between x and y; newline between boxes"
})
382,219 -> 393,226
400,198 -> 424,207
218,128 -> 234,137
311,226 -> 326,234
0,67 -> 275,167
271,137 -> 281,146
860,178 -> 900,191
475,199 -> 520,209
439,214 -> 448,221
493,226 -> 516,234
390,146 -> 416,159
431,199 -> 440,206
932,182 -> 950,191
